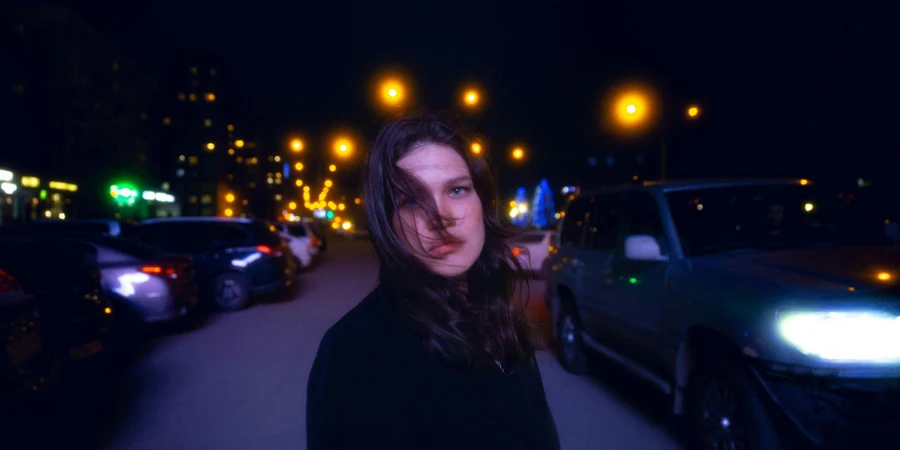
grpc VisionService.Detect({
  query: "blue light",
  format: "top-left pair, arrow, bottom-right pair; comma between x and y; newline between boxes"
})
283,163 -> 290,179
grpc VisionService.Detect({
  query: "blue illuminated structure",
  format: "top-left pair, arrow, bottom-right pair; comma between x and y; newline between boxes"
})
512,187 -> 529,227
531,179 -> 555,229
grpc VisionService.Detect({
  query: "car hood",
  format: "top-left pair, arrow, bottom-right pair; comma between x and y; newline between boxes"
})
697,245 -> 900,310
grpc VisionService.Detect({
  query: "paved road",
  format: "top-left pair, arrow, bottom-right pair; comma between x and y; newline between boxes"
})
99,239 -> 683,450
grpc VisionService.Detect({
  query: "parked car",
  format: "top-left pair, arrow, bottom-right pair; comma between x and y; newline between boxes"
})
21,219 -> 134,237
276,222 -> 320,270
125,217 -> 297,311
511,230 -> 555,277
546,179 -> 900,449
0,267 -> 58,415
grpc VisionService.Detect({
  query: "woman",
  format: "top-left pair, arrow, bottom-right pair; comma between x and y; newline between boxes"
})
306,113 -> 560,450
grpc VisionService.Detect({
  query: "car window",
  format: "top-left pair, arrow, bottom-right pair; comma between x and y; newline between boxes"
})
74,235 -> 158,259
620,191 -> 665,238
560,196 -> 591,247
286,224 -> 308,237
585,193 -> 620,250
214,224 -> 252,246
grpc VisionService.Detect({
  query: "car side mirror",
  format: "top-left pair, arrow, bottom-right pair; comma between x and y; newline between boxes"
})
624,235 -> 669,262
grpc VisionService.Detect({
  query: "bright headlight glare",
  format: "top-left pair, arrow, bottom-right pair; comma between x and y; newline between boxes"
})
778,311 -> 900,363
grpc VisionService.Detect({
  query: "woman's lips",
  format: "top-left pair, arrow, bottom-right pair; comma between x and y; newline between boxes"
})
428,241 -> 463,257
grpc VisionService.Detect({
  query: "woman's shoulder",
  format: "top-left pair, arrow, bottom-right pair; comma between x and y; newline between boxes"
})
316,286 -> 416,361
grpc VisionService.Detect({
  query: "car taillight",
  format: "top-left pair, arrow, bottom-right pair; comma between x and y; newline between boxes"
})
141,265 -> 178,278
511,247 -> 522,257
256,245 -> 283,257
311,238 -> 320,247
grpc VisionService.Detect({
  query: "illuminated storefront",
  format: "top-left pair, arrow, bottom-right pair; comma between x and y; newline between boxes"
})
0,167 -> 79,224
109,184 -> 180,220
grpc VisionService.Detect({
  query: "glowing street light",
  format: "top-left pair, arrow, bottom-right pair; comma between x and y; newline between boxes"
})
324,179 -> 333,188
295,179 -> 303,187
328,164 -> 337,172
333,136 -> 354,159
294,162 -> 304,171
235,139 -> 245,148
205,142 -> 216,151
290,138 -> 304,152
225,193 -> 235,203
613,90 -> 651,129
471,142 -> 483,155
511,146 -> 525,161
379,78 -> 406,108
686,104 -> 701,119
288,201 -> 297,210
462,88 -> 481,108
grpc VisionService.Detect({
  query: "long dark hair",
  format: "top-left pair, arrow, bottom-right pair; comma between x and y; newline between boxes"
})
363,112 -> 536,371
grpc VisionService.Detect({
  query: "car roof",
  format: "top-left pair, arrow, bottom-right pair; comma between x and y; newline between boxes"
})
579,178 -> 806,197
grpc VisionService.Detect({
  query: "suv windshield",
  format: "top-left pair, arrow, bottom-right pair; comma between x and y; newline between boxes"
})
665,184 -> 890,257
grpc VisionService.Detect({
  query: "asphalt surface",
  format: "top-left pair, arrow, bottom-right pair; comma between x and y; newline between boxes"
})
94,239 -> 683,450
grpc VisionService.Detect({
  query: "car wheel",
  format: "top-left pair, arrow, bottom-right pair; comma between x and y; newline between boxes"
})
213,273 -> 250,311
557,306 -> 588,375
688,363 -> 786,450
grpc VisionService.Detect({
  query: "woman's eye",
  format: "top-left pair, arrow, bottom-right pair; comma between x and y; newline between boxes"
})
449,187 -> 470,197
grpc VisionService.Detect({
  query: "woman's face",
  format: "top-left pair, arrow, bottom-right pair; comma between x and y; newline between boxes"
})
393,143 -> 485,277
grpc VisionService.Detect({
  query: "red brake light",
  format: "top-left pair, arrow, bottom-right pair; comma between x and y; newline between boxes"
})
257,245 -> 283,257
0,269 -> 23,293
141,265 -> 162,274
142,265 -> 178,278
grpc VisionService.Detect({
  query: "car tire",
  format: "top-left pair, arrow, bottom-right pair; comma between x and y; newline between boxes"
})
213,273 -> 251,311
557,306 -> 589,375
687,362 -> 787,450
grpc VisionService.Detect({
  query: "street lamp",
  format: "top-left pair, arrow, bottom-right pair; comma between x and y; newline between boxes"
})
686,104 -> 701,119
511,146 -> 525,161
290,138 -> 304,152
328,164 -> 337,172
471,142 -> 483,155
461,87 -> 481,109
333,136 -> 354,159
378,77 -> 406,109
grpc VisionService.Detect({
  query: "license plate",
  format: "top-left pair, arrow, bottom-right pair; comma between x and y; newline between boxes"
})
6,332 -> 42,366
69,340 -> 103,361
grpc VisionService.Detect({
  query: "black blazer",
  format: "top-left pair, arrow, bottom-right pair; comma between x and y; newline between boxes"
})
307,286 -> 561,450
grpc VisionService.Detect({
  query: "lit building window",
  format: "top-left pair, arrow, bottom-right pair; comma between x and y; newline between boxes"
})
201,195 -> 212,204
236,157 -> 244,163
188,156 -> 198,165
177,93 -> 186,101
274,155 -> 281,162
204,118 -> 213,128
227,124 -> 234,132
206,142 -> 215,151
188,93 -> 198,102
178,155 -> 186,162
12,84 -> 24,95
205,93 -> 216,102
176,168 -> 185,177
228,149 -> 235,155
189,195 -> 198,204
162,117 -> 172,125
190,66 -> 198,75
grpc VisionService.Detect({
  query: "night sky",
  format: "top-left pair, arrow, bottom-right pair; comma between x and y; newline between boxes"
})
63,0 -> 898,198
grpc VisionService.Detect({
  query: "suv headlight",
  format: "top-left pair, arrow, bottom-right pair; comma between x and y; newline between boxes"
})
778,311 -> 900,363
